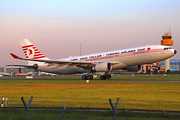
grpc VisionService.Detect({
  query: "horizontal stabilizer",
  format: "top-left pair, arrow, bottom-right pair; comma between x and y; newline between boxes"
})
7,64 -> 35,69
10,53 -> 20,59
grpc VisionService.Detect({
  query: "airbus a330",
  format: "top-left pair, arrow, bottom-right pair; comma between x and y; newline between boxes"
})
10,39 -> 177,80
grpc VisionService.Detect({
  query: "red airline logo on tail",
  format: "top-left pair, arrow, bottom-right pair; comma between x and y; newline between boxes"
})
22,45 -> 46,59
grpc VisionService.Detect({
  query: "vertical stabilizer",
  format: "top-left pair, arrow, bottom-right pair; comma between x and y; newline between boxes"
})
19,39 -> 49,64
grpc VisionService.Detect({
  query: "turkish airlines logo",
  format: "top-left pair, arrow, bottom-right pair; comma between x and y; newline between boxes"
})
26,47 -> 35,58
22,45 -> 46,59
22,45 -> 35,58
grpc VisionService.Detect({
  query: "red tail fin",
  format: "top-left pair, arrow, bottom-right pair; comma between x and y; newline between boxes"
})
19,39 -> 49,64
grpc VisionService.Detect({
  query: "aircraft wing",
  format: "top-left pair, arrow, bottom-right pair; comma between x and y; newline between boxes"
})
10,53 -> 120,68
7,64 -> 36,69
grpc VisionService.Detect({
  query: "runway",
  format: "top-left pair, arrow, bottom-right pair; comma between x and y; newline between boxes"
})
0,78 -> 180,82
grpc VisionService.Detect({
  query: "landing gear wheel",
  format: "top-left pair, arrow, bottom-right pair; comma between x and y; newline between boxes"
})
90,75 -> 93,80
105,74 -> 111,79
100,75 -> 106,80
87,75 -> 91,80
82,75 -> 93,80
87,75 -> 93,80
82,76 -> 87,80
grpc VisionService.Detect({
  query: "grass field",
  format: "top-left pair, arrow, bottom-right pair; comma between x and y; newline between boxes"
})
0,78 -> 180,111
1,109 -> 180,120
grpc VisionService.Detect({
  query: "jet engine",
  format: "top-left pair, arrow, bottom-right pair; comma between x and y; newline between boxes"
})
123,65 -> 141,72
92,62 -> 112,72
32,64 -> 38,70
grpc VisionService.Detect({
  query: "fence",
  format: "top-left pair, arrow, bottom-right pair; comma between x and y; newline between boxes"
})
1,96 -> 180,120
0,96 -> 121,120
1,96 -> 114,108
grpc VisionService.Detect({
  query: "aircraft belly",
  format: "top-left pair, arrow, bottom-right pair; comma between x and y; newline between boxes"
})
38,66 -> 86,74
112,63 -> 127,70
149,51 -> 174,62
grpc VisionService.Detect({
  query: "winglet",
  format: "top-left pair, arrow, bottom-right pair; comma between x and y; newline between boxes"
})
10,53 -> 20,59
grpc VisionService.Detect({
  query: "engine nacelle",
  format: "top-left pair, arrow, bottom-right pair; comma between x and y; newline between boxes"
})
32,64 -> 38,70
123,65 -> 141,72
92,62 -> 112,72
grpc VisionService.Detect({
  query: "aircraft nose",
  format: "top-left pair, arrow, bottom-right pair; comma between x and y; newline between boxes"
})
174,50 -> 177,54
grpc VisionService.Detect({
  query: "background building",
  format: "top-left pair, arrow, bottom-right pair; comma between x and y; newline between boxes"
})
3,66 -> 33,75
0,67 -> 4,73
138,59 -> 180,73
160,59 -> 180,71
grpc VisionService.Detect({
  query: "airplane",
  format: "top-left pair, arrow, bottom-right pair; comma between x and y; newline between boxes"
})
0,72 -> 10,76
9,39 -> 177,80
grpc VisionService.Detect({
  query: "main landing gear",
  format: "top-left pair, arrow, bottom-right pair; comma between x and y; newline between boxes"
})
82,74 -> 111,80
82,75 -> 93,80
100,74 -> 111,80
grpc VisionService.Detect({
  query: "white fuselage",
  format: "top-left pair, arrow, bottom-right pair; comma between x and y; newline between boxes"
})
37,45 -> 176,74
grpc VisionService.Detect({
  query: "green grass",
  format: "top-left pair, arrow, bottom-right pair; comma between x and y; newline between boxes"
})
1,77 -> 180,119
0,80 -> 180,111
0,109 -> 180,120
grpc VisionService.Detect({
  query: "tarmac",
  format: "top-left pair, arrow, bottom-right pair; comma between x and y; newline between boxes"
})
0,78 -> 180,82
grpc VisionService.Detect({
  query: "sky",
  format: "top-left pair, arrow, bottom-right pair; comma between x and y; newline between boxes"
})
0,0 -> 180,66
